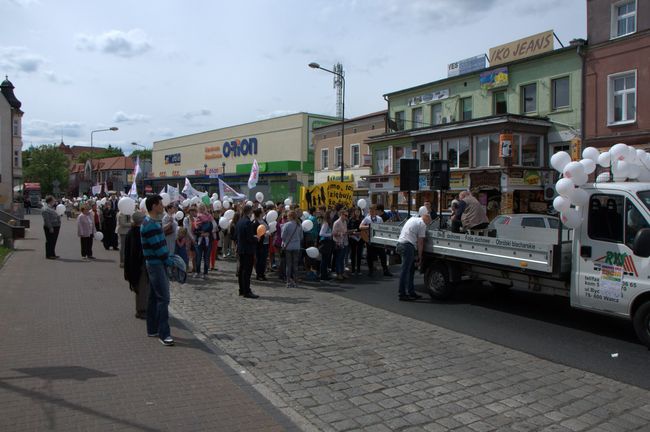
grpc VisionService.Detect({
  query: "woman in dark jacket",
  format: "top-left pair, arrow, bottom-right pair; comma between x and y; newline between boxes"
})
123,211 -> 149,319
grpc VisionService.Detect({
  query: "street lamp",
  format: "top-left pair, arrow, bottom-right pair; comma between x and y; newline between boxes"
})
309,62 -> 345,181
89,127 -> 118,192
222,161 -> 226,177
131,142 -> 146,196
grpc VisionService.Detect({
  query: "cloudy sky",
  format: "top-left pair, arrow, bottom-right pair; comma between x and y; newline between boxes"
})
2,0 -> 586,154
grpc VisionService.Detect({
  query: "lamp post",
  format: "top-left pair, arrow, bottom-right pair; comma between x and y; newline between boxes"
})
309,62 -> 345,181
131,142 -> 146,196
90,127 -> 118,192
222,161 -> 226,177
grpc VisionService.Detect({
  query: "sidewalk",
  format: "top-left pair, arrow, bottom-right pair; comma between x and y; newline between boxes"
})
171,255 -> 650,431
0,215 -> 299,432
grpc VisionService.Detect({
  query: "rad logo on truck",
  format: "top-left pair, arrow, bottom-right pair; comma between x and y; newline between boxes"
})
594,252 -> 638,277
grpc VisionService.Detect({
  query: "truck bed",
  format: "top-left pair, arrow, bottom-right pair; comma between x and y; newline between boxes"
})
371,222 -> 572,276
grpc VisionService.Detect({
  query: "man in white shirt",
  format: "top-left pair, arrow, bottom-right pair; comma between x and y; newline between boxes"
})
396,214 -> 431,301
360,204 -> 393,277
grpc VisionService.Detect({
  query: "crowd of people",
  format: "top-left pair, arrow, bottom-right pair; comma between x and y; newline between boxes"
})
39,188 -> 490,346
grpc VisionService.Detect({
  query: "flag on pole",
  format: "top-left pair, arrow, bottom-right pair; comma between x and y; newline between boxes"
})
182,177 -> 201,198
167,184 -> 180,202
128,181 -> 138,198
248,159 -> 259,189
219,179 -> 246,201
134,156 -> 141,178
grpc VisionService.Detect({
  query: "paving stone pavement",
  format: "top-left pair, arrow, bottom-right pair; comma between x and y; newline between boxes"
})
171,259 -> 650,432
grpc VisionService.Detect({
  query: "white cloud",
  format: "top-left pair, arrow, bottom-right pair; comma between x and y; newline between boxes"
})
43,70 -> 71,84
183,109 -> 212,120
22,119 -> 84,146
75,29 -> 152,58
149,128 -> 175,139
0,46 -> 45,73
7,0 -> 40,6
256,110 -> 298,120
113,111 -> 151,124
367,0 -> 498,29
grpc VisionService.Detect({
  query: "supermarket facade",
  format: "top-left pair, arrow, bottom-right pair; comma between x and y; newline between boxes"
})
151,113 -> 339,202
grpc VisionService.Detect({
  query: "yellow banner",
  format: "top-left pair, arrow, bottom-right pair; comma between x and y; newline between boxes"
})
300,181 -> 354,209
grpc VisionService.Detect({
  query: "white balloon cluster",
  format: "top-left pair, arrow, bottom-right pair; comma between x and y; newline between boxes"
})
551,143 -> 650,229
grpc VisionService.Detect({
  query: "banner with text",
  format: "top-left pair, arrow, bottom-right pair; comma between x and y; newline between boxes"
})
300,181 -> 354,209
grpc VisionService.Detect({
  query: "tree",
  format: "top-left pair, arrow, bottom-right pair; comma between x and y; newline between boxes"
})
130,148 -> 152,160
22,144 -> 69,196
76,144 -> 124,164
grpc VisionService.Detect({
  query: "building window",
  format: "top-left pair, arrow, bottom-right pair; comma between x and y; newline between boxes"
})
350,144 -> 360,167
474,134 -> 501,167
14,150 -> 20,166
335,147 -> 343,168
445,137 -> 470,168
461,97 -> 472,120
395,111 -> 405,130
412,107 -> 423,128
612,0 -> 636,38
12,118 -> 20,136
321,149 -> 329,170
521,83 -> 537,113
608,71 -> 636,124
521,135 -> 542,166
552,77 -> 570,110
431,104 -> 442,125
375,148 -> 390,174
493,91 -> 507,115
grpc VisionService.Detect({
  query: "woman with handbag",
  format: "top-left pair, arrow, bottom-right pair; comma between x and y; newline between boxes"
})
281,210 -> 303,288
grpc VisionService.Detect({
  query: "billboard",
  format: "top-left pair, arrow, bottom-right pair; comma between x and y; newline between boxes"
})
448,54 -> 486,77
480,67 -> 509,90
489,30 -> 554,66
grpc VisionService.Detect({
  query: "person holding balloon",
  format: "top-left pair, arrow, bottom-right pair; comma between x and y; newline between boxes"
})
76,203 -> 96,260
281,210 -> 304,288
42,195 -> 62,259
253,208 -> 270,281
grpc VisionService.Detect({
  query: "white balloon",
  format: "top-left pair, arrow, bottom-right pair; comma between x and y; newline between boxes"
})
636,167 -> 650,182
302,211 -> 309,220
301,219 -> 314,232
181,199 -> 190,208
160,193 -> 170,207
306,247 -> 319,259
55,204 -> 65,216
266,200 -> 274,207
610,143 -> 628,161
94,231 -> 104,241
582,147 -> 600,162
175,211 -> 184,221
285,204 -> 290,210
244,200 -> 251,207
612,160 -> 630,179
211,192 -> 218,199
224,209 -> 235,220
255,192 -> 264,202
628,146 -> 638,164
219,217 -> 230,230
628,163 -> 641,179
553,196 -> 571,213
222,200 -> 231,209
563,161 -> 585,181
268,221 -> 277,234
597,152 -> 611,168
550,151 -> 572,173
555,178 -> 575,197
357,198 -> 367,209
572,171 -> 589,187
191,196 -> 201,204
212,200 -> 222,211
140,199 -> 148,211
560,208 -> 582,229
636,149 -> 647,164
596,172 -> 611,182
418,206 -> 427,216
118,197 -> 136,216
568,188 -> 589,207
284,198 -> 291,206
580,158 -> 596,175
266,210 -> 278,222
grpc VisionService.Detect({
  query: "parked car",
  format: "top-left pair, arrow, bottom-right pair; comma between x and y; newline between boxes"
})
487,214 -> 569,243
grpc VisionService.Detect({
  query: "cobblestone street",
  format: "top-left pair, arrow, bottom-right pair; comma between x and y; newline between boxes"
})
171,260 -> 650,432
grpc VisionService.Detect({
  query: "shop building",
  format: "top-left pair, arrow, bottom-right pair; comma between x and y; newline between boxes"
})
0,77 -> 23,212
152,113 -> 338,202
584,0 -> 650,149
366,32 -> 584,216
312,110 -> 386,201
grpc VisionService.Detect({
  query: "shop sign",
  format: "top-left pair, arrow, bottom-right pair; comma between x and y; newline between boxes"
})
508,169 -> 542,186
204,137 -> 259,160
407,89 -> 450,107
418,175 -> 428,190
448,54 -> 486,77
449,172 -> 469,189
480,67 -> 508,90
207,168 -> 220,179
489,30 -> 554,66
164,153 -> 181,165
327,174 -> 354,182
470,172 -> 500,188
158,171 -> 167,178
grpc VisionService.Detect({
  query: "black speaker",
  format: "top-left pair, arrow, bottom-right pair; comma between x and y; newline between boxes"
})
400,159 -> 419,191
431,160 -> 450,190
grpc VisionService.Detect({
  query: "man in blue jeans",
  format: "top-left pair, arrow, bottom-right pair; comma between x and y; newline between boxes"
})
396,214 -> 431,301
141,195 -> 175,346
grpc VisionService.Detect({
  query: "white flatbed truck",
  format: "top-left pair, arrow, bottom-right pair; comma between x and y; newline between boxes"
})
370,182 -> 650,348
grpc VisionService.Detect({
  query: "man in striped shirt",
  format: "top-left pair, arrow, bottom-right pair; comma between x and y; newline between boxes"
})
141,195 -> 175,346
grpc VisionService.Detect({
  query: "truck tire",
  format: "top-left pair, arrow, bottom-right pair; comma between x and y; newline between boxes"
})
425,264 -> 453,300
633,301 -> 650,349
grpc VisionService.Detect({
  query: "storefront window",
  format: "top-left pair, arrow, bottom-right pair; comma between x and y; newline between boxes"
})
419,142 -> 431,170
522,135 -> 541,166
375,148 -> 390,174
446,137 -> 469,168
474,134 -> 500,167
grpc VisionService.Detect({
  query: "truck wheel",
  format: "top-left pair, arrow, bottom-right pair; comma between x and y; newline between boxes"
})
633,301 -> 650,349
425,264 -> 453,300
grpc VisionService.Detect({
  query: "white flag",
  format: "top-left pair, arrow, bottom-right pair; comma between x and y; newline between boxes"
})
248,159 -> 259,189
219,179 -> 246,201
167,184 -> 180,202
134,155 -> 141,178
182,177 -> 201,198
128,181 -> 138,198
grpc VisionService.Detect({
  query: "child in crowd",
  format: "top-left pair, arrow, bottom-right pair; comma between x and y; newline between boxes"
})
175,227 -> 191,269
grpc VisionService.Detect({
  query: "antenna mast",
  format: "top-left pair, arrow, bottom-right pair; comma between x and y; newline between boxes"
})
333,63 -> 344,118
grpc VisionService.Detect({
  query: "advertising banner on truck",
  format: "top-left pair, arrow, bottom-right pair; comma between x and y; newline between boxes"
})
300,181 -> 354,209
